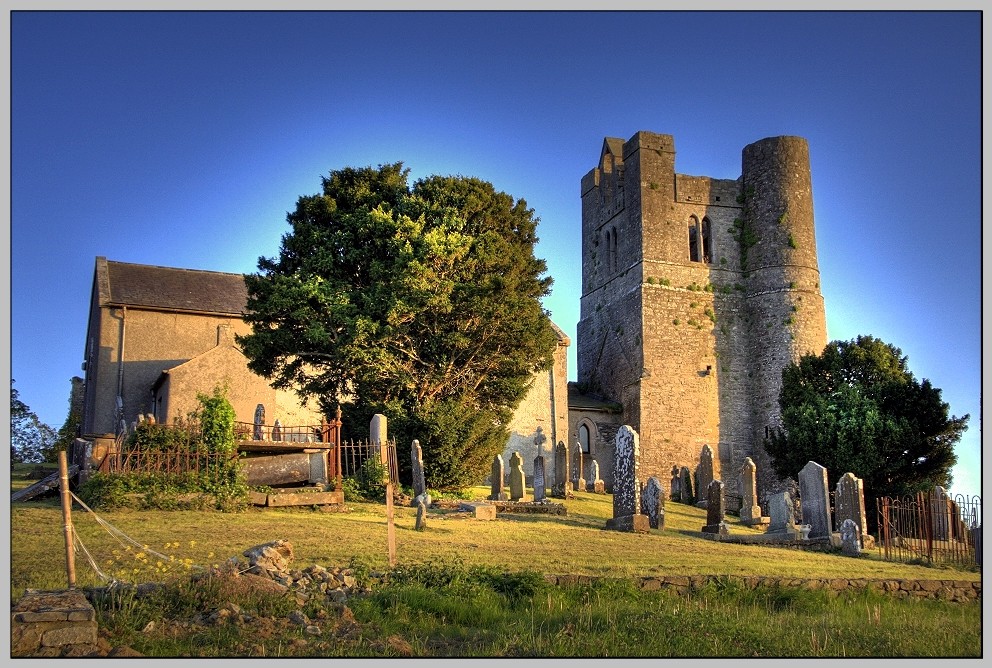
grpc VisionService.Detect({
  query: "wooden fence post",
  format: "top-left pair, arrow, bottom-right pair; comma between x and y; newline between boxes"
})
58,450 -> 76,589
382,442 -> 397,567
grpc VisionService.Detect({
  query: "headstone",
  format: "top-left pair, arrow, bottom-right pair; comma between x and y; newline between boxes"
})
271,419 -> 283,441
670,465 -> 681,501
253,404 -> 266,440
695,444 -> 715,508
587,460 -> 605,493
533,455 -> 547,502
410,439 -> 427,503
415,500 -> 428,531
799,461 -> 831,539
605,425 -> 650,533
679,466 -> 694,505
509,451 -> 527,502
834,472 -> 867,542
552,441 -> 570,498
701,480 -> 725,533
738,457 -> 763,525
640,477 -> 665,529
369,414 -> 388,446
572,443 -> 586,493
489,454 -> 507,501
766,491 -> 796,534
840,518 -> 861,556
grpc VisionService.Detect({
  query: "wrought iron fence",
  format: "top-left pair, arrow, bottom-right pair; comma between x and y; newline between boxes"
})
109,440 -> 238,479
876,490 -> 981,567
338,439 -> 399,487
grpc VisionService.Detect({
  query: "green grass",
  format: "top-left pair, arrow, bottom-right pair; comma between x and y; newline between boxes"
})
9,482 -> 982,657
79,560 -> 980,657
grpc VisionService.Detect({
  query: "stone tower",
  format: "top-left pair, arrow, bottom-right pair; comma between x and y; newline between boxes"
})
577,131 -> 827,501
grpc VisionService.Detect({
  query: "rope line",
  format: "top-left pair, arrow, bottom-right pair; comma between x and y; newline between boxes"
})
69,490 -> 207,573
72,531 -> 117,585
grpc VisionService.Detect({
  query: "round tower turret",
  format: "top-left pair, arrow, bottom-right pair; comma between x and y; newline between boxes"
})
740,136 -> 828,499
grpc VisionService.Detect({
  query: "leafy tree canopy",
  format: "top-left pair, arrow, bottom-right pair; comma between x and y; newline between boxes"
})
238,163 -> 559,489
765,335 -> 968,501
10,380 -> 57,464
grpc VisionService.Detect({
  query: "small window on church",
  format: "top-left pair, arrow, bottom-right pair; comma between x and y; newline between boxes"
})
688,219 -> 700,262
579,423 -> 591,454
702,217 -> 712,264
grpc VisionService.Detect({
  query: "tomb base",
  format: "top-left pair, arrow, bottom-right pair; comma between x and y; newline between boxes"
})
605,514 -> 651,533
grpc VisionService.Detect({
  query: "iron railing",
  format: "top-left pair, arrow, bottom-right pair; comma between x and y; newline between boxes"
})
876,490 -> 981,566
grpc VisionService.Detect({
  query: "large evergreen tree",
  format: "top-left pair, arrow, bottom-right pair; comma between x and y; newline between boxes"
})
238,164 -> 559,489
765,336 -> 968,506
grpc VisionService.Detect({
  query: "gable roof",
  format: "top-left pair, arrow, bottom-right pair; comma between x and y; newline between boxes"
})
95,256 -> 248,316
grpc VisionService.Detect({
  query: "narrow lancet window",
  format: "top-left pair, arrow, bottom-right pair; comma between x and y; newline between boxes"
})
688,218 -> 700,262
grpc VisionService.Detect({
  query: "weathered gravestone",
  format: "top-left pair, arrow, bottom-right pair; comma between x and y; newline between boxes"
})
701,480 -> 725,533
410,439 -> 427,507
640,476 -> 665,529
552,441 -> 570,498
695,444 -> 715,508
766,491 -> 796,535
489,454 -> 507,501
679,466 -> 694,505
587,460 -> 605,493
605,425 -> 650,533
670,465 -> 681,501
738,457 -> 764,525
415,500 -> 428,531
834,472 -> 867,542
840,518 -> 861,556
369,414 -> 388,446
799,461 -> 831,539
533,455 -> 547,502
509,451 -> 528,502
572,443 -> 586,493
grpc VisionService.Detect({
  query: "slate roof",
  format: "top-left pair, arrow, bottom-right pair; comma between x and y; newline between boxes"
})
96,257 -> 248,315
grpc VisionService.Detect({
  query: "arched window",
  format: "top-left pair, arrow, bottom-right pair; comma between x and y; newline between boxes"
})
701,217 -> 712,263
688,217 -> 700,262
578,423 -> 591,454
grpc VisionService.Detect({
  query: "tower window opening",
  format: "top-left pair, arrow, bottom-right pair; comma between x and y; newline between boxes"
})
702,217 -> 712,263
688,218 -> 700,262
607,226 -> 618,272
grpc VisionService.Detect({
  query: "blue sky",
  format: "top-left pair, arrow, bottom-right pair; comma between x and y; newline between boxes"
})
8,10 -> 983,498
